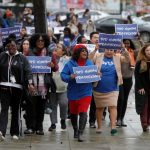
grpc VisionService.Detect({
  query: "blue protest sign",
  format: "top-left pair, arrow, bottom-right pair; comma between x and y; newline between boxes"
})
78,18 -> 87,24
115,24 -> 138,39
99,33 -> 122,50
73,65 -> 100,83
48,16 -> 55,21
0,27 -> 21,42
48,42 -> 57,52
14,23 -> 22,28
27,56 -> 51,73
70,33 -> 81,47
63,37 -> 71,47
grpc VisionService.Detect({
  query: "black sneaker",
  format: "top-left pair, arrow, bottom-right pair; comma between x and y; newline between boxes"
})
90,122 -> 96,128
24,129 -> 34,135
36,130 -> 44,135
121,121 -> 127,127
116,120 -> 122,127
48,124 -> 56,131
61,119 -> 66,130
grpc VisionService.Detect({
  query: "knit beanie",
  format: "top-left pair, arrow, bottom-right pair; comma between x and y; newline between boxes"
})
73,44 -> 87,54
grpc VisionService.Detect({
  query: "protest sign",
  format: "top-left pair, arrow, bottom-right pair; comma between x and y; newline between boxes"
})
26,26 -> 35,35
0,27 -> 20,41
48,21 -> 58,28
27,56 -> 51,73
73,65 -> 100,83
115,24 -> 138,39
76,44 -> 96,53
99,33 -> 122,50
58,56 -> 70,72
84,44 -> 96,53
54,26 -> 65,34
47,16 -> 55,22
48,42 -> 57,52
70,33 -> 81,47
78,18 -> 87,24
14,23 -> 22,28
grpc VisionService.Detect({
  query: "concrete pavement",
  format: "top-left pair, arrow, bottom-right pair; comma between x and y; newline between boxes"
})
0,88 -> 150,150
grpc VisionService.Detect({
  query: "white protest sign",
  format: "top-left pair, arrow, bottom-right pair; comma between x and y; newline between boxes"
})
76,44 -> 96,53
26,26 -> 35,35
54,26 -> 65,34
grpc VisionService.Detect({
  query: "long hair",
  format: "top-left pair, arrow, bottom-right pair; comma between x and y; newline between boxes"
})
137,43 -> 150,61
19,38 -> 29,53
123,39 -> 135,50
30,33 -> 50,49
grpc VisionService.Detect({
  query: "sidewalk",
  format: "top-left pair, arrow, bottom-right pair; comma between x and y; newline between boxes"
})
0,88 -> 150,150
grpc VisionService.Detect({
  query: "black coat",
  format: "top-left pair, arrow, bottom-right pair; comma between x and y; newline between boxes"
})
134,61 -> 150,114
0,51 -> 32,86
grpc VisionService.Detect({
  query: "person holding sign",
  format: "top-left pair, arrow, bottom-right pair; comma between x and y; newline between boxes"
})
135,44 -> 150,132
93,46 -> 130,136
28,33 -> 58,135
61,44 -> 93,142
116,39 -> 138,127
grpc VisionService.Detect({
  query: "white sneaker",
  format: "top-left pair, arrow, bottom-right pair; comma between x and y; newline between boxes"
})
96,129 -> 102,134
0,131 -> 5,141
12,135 -> 19,140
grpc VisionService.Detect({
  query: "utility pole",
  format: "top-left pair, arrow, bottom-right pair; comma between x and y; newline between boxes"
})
33,0 -> 47,34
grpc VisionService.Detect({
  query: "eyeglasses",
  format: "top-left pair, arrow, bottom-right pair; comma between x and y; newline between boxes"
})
37,39 -> 44,43
81,49 -> 87,52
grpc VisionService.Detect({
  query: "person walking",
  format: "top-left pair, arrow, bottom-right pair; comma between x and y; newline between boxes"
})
61,44 -> 93,142
48,43 -> 70,131
116,39 -> 137,127
28,33 -> 58,135
0,37 -> 34,140
19,38 -> 35,135
93,47 -> 129,135
135,43 -> 150,132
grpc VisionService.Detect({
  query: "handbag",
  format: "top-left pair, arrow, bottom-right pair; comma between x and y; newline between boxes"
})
44,73 -> 57,93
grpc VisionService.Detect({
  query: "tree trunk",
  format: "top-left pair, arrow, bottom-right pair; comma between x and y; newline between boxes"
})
33,0 -> 47,34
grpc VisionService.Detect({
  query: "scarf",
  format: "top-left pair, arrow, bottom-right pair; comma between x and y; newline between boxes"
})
77,58 -> 86,66
33,48 -> 47,99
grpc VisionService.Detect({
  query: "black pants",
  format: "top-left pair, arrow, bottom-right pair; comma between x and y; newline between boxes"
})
117,77 -> 133,121
0,87 -> 22,136
89,95 -> 96,124
32,96 -> 46,131
22,93 -> 34,129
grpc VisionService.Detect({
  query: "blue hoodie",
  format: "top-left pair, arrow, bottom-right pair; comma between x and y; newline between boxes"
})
61,59 -> 93,101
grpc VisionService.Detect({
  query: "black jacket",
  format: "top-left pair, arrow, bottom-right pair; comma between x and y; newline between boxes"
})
134,61 -> 150,114
0,51 -> 32,88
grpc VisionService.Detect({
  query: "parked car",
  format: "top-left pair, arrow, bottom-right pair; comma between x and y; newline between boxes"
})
139,14 -> 150,23
131,16 -> 150,26
74,9 -> 109,21
51,9 -> 109,22
51,10 -> 69,21
94,16 -> 150,43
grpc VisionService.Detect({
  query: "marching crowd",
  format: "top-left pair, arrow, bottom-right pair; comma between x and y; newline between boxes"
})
0,8 -> 150,143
